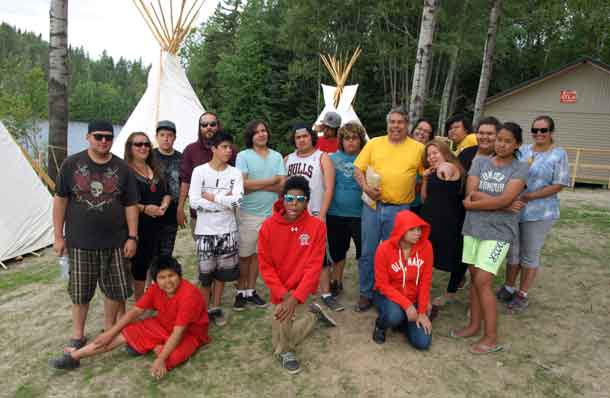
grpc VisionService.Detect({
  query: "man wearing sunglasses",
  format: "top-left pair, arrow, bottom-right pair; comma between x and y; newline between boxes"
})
53,120 -> 140,353
178,112 -> 238,237
258,176 -> 336,374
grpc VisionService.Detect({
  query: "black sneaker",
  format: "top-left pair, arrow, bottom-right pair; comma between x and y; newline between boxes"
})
278,351 -> 300,374
209,308 -> 227,326
321,295 -> 345,312
310,302 -> 337,327
233,293 -> 247,312
247,291 -> 269,308
496,286 -> 515,303
51,353 -> 80,370
372,319 -> 386,344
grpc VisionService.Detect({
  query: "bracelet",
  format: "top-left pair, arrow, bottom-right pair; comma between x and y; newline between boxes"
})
127,236 -> 138,241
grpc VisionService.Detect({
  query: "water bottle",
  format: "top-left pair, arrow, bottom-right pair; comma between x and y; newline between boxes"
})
59,255 -> 70,280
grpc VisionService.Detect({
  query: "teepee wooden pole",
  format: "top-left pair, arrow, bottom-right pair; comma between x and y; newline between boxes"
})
157,0 -> 174,45
134,0 -> 168,49
149,2 -> 172,46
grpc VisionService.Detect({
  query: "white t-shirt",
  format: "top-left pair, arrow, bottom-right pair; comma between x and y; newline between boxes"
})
188,163 -> 243,235
285,149 -> 324,215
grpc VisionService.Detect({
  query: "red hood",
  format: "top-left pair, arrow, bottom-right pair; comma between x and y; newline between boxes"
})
387,210 -> 431,252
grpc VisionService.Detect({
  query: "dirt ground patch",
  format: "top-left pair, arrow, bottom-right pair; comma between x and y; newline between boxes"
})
1,189 -> 609,398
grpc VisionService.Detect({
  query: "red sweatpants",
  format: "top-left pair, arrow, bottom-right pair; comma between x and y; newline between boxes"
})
121,317 -> 205,370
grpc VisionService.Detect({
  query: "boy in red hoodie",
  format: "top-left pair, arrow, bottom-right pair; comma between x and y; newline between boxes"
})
258,176 -> 337,374
372,210 -> 434,349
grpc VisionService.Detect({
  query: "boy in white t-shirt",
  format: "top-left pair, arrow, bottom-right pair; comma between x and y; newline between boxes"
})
189,131 -> 244,327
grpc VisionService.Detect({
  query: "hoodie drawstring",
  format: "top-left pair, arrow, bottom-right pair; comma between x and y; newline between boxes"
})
398,248 -> 422,288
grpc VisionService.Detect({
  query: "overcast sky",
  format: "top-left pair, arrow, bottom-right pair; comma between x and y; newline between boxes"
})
0,0 -> 220,65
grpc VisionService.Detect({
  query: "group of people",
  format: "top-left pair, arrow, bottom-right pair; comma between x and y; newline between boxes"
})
49,106 -> 570,376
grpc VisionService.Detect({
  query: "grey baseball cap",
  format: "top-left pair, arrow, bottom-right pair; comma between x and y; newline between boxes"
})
321,111 -> 342,128
156,120 -> 176,133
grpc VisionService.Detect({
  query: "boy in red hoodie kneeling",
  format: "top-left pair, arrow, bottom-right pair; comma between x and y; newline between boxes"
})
372,210 -> 434,349
258,176 -> 337,374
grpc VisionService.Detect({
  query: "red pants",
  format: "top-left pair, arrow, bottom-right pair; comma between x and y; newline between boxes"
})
121,318 -> 206,370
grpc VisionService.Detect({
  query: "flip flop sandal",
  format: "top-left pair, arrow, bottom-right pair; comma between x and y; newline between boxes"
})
449,329 -> 479,339
469,343 -> 504,355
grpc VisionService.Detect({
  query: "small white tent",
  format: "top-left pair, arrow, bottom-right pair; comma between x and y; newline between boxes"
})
112,0 -> 206,156
315,48 -> 366,131
0,121 -> 54,266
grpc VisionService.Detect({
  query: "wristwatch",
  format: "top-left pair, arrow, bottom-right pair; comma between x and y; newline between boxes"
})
127,235 -> 138,241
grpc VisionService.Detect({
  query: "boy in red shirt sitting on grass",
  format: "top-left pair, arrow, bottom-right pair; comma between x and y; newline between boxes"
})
258,176 -> 337,375
51,257 -> 209,379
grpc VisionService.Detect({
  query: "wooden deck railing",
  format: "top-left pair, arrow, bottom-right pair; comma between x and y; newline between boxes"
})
564,147 -> 610,188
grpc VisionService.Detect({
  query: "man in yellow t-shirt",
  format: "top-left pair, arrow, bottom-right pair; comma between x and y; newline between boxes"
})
352,107 -> 424,312
446,114 -> 477,155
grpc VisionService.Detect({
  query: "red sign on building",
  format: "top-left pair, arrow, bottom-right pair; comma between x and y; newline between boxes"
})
560,90 -> 577,103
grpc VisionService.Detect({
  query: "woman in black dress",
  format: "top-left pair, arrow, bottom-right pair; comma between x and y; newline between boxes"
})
124,132 -> 172,300
420,140 -> 466,307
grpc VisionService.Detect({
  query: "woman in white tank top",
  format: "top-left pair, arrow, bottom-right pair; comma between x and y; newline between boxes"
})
285,124 -> 335,218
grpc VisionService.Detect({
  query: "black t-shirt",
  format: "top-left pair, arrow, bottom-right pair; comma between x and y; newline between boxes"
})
154,148 -> 182,225
56,150 -> 140,249
458,145 -> 479,175
134,171 -> 169,230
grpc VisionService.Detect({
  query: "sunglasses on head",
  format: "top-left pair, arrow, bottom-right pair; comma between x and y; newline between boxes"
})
531,128 -> 551,134
200,121 -> 218,128
91,133 -> 114,142
131,141 -> 152,148
284,194 -> 307,203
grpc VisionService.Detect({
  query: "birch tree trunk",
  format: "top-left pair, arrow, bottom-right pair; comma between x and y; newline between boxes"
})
472,0 -> 502,127
48,0 -> 69,182
409,0 -> 440,123
438,45 -> 458,135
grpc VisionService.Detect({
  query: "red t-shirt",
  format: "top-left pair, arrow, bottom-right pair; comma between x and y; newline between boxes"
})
316,136 -> 339,153
136,279 -> 209,342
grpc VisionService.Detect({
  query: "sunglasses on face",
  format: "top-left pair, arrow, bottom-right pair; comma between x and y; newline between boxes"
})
131,141 -> 152,148
91,133 -> 114,142
531,128 -> 551,134
284,194 -> 307,203
200,121 -> 218,128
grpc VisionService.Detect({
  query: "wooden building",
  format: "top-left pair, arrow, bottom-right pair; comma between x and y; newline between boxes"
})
483,57 -> 610,187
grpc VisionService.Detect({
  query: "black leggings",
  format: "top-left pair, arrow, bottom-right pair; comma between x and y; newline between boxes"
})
447,262 -> 468,294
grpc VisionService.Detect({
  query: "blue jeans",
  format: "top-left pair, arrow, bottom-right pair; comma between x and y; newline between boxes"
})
358,203 -> 409,299
373,293 -> 432,350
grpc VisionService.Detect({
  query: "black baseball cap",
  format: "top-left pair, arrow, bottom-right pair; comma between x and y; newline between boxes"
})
156,120 -> 176,133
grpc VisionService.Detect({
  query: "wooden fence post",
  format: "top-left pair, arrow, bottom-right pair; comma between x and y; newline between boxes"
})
571,148 -> 581,189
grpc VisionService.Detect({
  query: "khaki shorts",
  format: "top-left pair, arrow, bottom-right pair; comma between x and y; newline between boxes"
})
238,212 -> 266,258
462,235 -> 510,275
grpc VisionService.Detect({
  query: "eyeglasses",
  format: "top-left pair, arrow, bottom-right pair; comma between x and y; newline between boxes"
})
284,194 -> 307,203
342,135 -> 360,141
200,121 -> 218,128
131,142 -> 152,148
531,128 -> 551,134
91,133 -> 114,142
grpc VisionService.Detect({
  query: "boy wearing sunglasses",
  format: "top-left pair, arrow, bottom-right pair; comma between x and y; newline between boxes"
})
258,176 -> 337,374
53,120 -> 140,353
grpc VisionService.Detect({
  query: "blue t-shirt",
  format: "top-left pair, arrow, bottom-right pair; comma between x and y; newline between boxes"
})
518,145 -> 570,222
236,148 -> 287,217
328,151 -> 362,217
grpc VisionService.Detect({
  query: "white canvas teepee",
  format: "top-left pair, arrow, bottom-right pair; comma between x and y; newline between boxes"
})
112,0 -> 206,156
315,48 -> 365,130
0,121 -> 54,266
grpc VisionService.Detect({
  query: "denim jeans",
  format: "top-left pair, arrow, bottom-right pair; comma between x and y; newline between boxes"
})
373,292 -> 432,350
358,203 -> 409,299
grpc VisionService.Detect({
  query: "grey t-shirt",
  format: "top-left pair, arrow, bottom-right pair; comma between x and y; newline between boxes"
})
56,150 -> 140,249
462,156 -> 529,243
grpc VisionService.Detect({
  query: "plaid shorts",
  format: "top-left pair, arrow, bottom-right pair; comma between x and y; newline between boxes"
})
196,231 -> 239,287
68,248 -> 133,304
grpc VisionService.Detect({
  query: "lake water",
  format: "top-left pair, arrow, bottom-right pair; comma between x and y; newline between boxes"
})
35,121 -> 123,155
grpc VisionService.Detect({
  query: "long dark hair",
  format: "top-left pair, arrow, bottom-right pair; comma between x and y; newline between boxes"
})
498,122 -> 523,158
244,119 -> 270,149
410,118 -> 435,142
124,132 -> 163,181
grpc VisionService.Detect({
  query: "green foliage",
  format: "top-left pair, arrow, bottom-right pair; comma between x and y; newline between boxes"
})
0,22 -> 147,127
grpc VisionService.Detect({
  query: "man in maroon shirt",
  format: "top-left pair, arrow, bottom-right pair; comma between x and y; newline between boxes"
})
177,112 -> 237,235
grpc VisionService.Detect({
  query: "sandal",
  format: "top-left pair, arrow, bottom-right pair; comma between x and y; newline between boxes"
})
68,337 -> 87,350
432,295 -> 457,307
354,296 -> 373,312
469,343 -> 504,355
